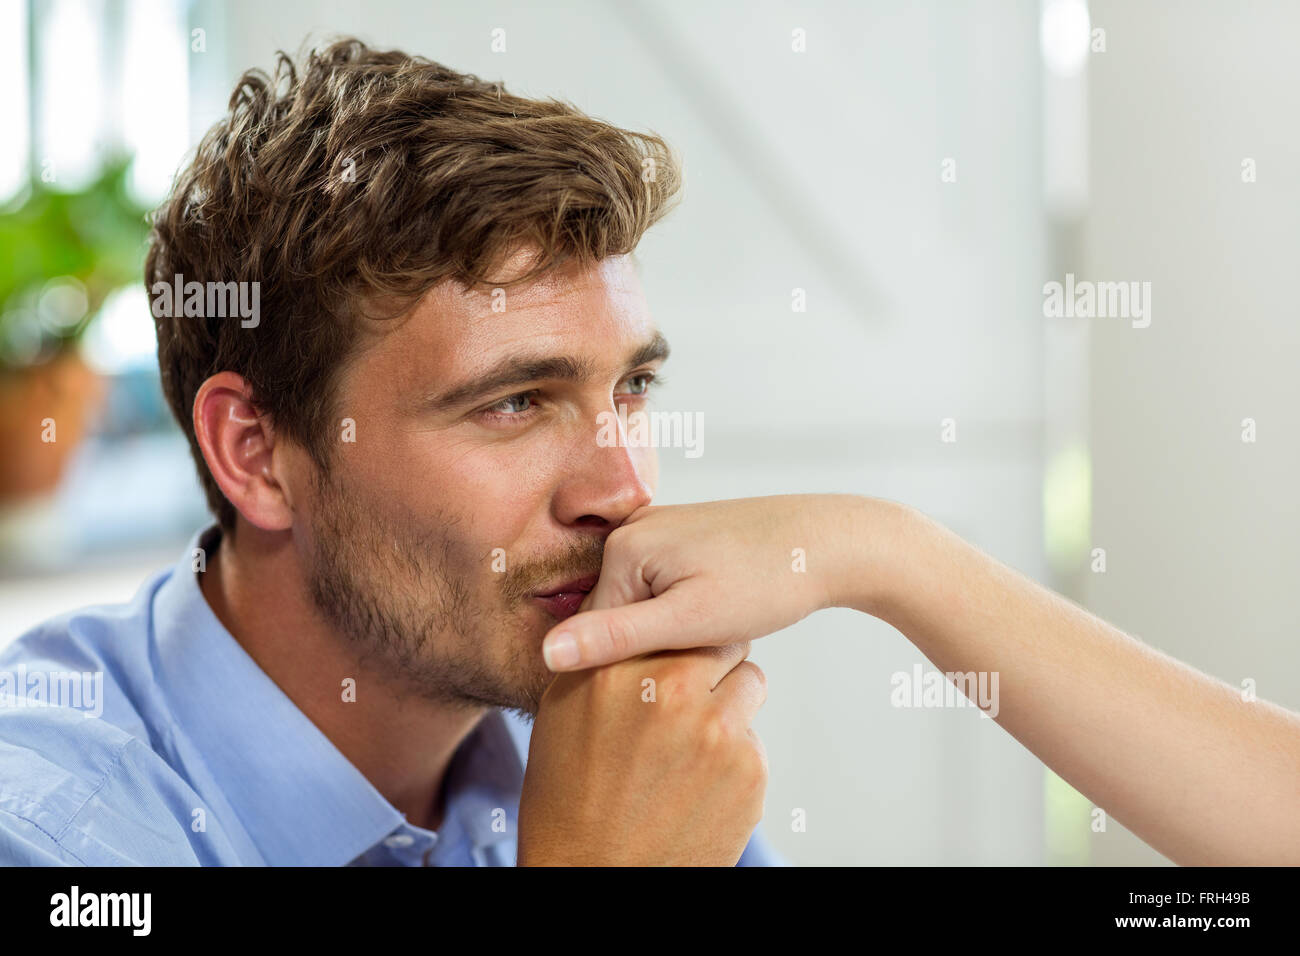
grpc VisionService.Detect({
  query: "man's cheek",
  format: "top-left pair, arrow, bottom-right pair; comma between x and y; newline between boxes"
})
637,446 -> 659,500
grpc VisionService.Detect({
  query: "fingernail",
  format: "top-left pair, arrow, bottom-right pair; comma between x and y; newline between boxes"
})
544,632 -> 580,670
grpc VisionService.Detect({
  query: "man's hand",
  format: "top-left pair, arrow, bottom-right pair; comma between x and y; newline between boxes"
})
541,495 -> 900,671
516,642 -> 768,866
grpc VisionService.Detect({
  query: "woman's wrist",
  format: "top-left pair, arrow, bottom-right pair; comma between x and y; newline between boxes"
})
821,494 -> 923,621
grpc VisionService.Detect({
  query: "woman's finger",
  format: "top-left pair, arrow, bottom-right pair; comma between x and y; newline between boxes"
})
542,584 -> 723,670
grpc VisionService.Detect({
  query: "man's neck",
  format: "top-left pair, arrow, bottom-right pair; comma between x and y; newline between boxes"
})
196,523 -> 484,832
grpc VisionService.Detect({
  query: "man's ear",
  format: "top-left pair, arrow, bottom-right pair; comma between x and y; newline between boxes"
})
193,371 -> 295,532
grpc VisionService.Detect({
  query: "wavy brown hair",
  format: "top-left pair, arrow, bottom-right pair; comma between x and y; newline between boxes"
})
146,37 -> 681,535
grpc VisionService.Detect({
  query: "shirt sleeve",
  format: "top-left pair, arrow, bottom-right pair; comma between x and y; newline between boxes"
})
0,808 -> 84,865
735,825 -> 788,866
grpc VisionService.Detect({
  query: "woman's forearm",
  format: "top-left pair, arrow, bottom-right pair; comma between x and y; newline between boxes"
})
842,498 -> 1300,864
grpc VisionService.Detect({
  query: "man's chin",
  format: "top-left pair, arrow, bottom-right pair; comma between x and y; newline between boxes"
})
515,661 -> 558,720
469,646 -> 556,721
485,675 -> 553,722
404,606 -> 565,718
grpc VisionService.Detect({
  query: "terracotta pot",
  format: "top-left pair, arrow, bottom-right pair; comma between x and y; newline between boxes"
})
0,350 -> 106,504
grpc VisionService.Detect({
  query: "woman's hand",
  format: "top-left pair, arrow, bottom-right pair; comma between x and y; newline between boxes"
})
540,491 -> 1300,865
541,494 -> 905,670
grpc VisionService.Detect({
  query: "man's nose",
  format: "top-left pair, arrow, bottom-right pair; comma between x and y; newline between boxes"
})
549,416 -> 653,531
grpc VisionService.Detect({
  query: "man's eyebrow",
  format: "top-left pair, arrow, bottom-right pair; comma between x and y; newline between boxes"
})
422,331 -> 671,413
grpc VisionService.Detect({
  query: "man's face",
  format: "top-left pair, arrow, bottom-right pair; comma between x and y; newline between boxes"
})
294,251 -> 662,718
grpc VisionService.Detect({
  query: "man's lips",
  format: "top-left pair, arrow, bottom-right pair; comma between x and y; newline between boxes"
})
531,574 -> 598,620
534,574 -> 599,598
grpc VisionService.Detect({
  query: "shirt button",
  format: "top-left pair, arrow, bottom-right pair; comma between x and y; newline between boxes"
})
384,833 -> 415,849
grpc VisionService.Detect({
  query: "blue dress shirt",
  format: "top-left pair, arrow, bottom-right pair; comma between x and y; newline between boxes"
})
0,524 -> 782,866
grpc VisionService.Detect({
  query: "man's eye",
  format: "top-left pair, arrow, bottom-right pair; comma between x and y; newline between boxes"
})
489,392 -> 536,415
623,372 -> 658,396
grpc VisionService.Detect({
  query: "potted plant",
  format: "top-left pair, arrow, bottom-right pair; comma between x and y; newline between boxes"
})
0,156 -> 150,504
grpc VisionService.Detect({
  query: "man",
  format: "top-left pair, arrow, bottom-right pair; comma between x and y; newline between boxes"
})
0,38 -> 776,866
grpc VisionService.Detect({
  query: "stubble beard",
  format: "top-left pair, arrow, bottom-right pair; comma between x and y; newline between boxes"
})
302,465 -> 569,720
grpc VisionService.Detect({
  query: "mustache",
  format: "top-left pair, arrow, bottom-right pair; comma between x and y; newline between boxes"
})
498,536 -> 606,605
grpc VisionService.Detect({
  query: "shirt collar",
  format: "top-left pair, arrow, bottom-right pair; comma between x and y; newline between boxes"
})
151,523 -> 528,866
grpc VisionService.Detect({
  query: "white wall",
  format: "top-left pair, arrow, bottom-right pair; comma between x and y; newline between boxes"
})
1083,0 -> 1300,865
